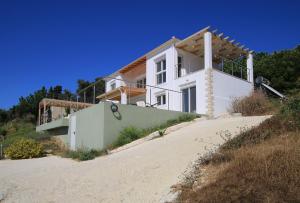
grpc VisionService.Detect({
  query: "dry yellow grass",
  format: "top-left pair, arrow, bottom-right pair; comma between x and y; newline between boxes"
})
177,134 -> 300,203
231,91 -> 274,116
176,96 -> 300,203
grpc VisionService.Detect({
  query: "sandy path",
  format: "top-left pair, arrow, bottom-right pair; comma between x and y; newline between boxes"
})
0,116 -> 269,203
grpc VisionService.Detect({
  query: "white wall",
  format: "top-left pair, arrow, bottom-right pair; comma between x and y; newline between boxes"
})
146,45 -> 175,108
177,48 -> 204,74
104,44 -> 253,117
146,45 -> 207,114
105,75 -> 125,92
212,70 -> 253,116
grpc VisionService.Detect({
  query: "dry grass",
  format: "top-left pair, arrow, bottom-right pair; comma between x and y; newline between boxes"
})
221,115 -> 296,150
39,137 -> 67,155
177,134 -> 300,203
175,96 -> 300,202
231,91 -> 274,116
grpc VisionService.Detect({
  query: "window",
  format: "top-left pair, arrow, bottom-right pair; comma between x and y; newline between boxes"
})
177,56 -> 183,78
156,94 -> 166,106
136,77 -> 146,88
156,59 -> 166,84
110,82 -> 116,90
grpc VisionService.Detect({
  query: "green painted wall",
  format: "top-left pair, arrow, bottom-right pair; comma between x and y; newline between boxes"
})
36,118 -> 68,132
73,102 -> 187,150
37,102 -> 193,150
74,103 -> 105,149
102,103 -> 187,147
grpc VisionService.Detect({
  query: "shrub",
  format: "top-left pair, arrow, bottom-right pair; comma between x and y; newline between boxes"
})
177,114 -> 198,122
112,114 -> 199,148
63,149 -> 103,161
113,126 -> 141,147
4,138 -> 44,159
231,91 -> 272,116
280,96 -> 300,126
0,127 -> 7,137
158,129 -> 166,137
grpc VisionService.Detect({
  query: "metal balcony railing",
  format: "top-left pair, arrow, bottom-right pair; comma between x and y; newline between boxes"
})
174,63 -> 203,79
214,57 -> 248,81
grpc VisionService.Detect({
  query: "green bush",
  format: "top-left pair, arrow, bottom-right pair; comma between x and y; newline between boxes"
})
63,149 -> 103,161
0,127 -> 7,136
280,96 -> 300,126
4,138 -> 44,159
113,114 -> 199,148
113,126 -> 141,147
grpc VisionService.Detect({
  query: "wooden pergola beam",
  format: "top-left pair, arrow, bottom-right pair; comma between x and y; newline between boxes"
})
39,98 -> 92,109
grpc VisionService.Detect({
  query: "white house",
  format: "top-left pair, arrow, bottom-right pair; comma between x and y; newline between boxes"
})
97,26 -> 254,118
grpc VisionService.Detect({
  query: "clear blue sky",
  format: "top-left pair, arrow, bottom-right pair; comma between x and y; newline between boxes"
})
0,0 -> 299,109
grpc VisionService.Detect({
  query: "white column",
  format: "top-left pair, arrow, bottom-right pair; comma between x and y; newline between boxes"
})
247,53 -> 254,83
120,90 -> 127,104
204,32 -> 213,70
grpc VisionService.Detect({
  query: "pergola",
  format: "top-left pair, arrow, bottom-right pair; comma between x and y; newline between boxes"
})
175,26 -> 252,62
175,26 -> 254,83
38,98 -> 92,125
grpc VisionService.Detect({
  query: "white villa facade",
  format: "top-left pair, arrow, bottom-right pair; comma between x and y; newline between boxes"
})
97,26 -> 254,118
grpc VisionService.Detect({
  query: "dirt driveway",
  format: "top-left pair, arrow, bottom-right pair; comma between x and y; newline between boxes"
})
0,116 -> 269,203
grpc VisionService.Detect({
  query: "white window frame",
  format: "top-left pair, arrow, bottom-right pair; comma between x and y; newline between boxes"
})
177,55 -> 183,78
156,94 -> 166,106
181,83 -> 196,113
136,77 -> 146,88
110,81 -> 116,90
156,58 -> 166,85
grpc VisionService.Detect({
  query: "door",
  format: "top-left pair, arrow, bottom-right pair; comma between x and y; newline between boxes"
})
182,88 -> 189,112
182,86 -> 196,113
70,115 -> 76,150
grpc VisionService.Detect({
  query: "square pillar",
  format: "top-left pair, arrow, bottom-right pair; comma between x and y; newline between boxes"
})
247,53 -> 254,84
38,104 -> 41,125
43,100 -> 46,124
204,32 -> 213,70
120,91 -> 127,104
204,31 -> 214,118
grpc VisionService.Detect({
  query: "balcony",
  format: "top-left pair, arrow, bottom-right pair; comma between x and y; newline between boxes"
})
175,63 -> 203,79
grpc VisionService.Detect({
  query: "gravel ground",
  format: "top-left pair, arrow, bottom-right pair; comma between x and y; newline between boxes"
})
0,116 -> 270,203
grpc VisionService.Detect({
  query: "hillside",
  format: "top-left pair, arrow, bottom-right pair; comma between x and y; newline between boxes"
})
175,95 -> 300,202
0,116 -> 269,202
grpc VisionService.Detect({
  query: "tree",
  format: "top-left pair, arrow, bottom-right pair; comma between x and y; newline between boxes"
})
254,45 -> 300,94
0,109 -> 9,123
76,78 -> 105,103
6,85 -> 75,123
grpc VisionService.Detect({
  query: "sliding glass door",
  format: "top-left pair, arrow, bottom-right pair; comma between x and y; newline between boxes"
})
182,86 -> 196,113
